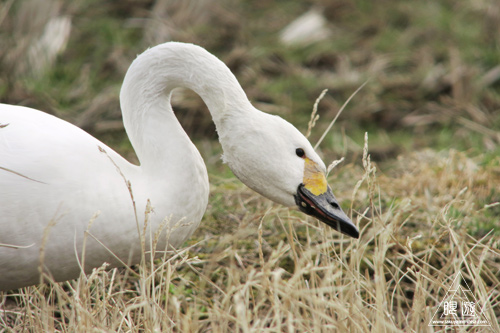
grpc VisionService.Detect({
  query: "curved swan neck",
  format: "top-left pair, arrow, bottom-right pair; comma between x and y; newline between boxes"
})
120,42 -> 252,142
119,42 -> 255,177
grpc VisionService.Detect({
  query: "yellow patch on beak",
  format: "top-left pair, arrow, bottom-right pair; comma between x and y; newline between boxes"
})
303,158 -> 328,196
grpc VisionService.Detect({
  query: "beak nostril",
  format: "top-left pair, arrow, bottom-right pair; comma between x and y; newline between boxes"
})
330,201 -> 340,210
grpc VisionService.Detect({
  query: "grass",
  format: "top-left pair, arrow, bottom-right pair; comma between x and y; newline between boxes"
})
2,145 -> 498,331
1,0 -> 499,331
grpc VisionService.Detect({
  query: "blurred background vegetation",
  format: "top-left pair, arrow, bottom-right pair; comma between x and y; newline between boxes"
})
1,1 -> 499,329
1,0 -> 499,232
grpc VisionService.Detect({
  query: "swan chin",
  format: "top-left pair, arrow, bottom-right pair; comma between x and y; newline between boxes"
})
295,184 -> 359,239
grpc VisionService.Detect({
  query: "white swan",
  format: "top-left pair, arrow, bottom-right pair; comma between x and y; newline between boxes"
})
0,42 -> 358,291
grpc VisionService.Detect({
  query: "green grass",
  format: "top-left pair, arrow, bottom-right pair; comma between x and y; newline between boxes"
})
1,0 -> 499,331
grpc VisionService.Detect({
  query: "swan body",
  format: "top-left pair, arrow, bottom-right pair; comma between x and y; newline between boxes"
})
0,42 -> 357,291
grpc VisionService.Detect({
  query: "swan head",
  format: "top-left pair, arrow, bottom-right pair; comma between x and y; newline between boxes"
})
220,111 -> 359,239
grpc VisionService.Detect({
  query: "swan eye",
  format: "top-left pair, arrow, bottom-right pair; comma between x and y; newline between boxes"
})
296,148 -> 305,158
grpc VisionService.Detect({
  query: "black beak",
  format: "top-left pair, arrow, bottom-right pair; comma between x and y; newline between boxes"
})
294,184 -> 359,238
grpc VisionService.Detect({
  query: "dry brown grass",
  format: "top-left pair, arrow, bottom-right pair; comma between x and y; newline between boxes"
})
1,137 -> 498,331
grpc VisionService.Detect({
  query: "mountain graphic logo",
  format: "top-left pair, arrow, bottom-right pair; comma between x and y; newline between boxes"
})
429,271 -> 491,327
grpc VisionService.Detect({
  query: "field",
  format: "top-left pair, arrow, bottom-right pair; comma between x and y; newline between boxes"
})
1,0 -> 499,331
